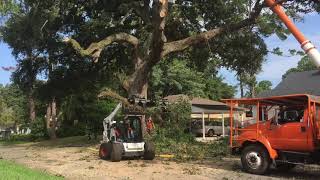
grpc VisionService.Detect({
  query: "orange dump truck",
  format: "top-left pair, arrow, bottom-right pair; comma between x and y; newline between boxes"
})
222,1 -> 320,174
224,94 -> 320,174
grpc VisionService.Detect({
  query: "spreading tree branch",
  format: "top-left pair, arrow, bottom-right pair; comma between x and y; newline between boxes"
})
63,32 -> 139,62
161,0 -> 264,57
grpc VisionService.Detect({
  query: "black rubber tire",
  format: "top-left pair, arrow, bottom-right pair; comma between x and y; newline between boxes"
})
144,142 -> 155,160
110,143 -> 123,162
276,163 -> 296,171
99,143 -> 111,160
241,144 -> 271,175
208,130 -> 215,137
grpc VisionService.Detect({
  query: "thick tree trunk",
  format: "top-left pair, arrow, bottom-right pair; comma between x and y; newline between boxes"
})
28,89 -> 36,122
250,86 -> 256,98
128,61 -> 151,98
46,98 -> 57,140
127,61 -> 153,137
239,80 -> 244,98
46,102 -> 52,138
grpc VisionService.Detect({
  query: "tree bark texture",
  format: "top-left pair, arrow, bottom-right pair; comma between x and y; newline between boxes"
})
28,88 -> 36,122
46,98 -> 57,140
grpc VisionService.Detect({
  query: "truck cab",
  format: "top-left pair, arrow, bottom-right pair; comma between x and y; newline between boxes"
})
224,94 -> 320,174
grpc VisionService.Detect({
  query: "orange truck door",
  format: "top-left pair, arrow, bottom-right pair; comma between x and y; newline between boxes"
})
267,109 -> 309,151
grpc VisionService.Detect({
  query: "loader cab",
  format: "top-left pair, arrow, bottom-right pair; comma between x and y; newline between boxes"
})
113,115 -> 143,143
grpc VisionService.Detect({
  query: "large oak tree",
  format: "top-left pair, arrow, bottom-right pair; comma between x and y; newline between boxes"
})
62,0 -> 319,98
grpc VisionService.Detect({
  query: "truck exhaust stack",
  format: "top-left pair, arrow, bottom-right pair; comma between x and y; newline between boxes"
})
265,0 -> 320,68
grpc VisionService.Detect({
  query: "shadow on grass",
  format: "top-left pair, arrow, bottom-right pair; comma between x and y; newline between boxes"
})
0,136 -> 101,149
30,136 -> 101,148
0,140 -> 32,146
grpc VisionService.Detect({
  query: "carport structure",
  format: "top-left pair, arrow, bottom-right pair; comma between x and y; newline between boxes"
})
163,95 -> 246,139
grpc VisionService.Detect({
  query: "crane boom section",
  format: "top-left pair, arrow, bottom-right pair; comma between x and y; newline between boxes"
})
265,0 -> 320,68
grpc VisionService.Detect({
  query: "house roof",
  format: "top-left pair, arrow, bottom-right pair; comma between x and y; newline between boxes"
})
259,70 -> 320,97
191,97 -> 227,106
163,95 -> 247,113
224,94 -> 320,105
163,94 -> 189,103
163,95 -> 226,106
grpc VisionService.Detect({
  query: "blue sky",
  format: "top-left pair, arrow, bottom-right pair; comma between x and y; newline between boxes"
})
0,13 -> 319,93
220,13 -> 320,93
0,42 -> 16,84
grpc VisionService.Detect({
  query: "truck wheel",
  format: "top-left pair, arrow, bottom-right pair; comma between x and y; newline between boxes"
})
241,144 -> 271,175
99,143 -> 111,160
144,142 -> 155,160
110,143 -> 122,162
276,163 -> 296,171
208,130 -> 215,137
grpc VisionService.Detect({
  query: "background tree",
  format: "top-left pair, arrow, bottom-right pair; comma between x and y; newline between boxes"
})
255,80 -> 273,95
282,56 -> 317,79
0,0 -> 19,18
0,84 -> 28,127
150,59 -> 235,99
244,80 -> 272,97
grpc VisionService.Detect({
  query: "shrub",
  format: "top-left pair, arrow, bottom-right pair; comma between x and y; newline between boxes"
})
149,97 -> 229,161
56,123 -> 86,138
152,125 -> 229,161
8,134 -> 33,142
29,117 -> 48,140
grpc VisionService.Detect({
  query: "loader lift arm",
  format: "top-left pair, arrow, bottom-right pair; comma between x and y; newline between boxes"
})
265,0 -> 320,67
102,103 -> 122,142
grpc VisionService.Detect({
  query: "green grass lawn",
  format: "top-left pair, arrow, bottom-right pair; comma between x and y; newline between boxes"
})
0,160 -> 63,180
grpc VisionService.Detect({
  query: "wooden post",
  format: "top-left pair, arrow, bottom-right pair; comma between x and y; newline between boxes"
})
230,101 -> 234,147
222,113 -> 225,137
202,112 -> 205,140
256,101 -> 260,138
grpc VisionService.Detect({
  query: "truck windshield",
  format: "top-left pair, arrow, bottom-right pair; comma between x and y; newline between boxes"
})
278,106 -> 304,124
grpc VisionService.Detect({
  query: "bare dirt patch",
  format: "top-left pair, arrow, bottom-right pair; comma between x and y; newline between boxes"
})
0,137 -> 319,180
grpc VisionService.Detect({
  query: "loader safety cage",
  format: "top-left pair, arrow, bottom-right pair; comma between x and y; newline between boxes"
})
223,94 -> 320,148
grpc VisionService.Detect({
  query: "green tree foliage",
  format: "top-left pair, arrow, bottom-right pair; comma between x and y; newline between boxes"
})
0,0 -> 18,14
58,92 -> 117,138
282,56 -> 317,79
0,101 -> 15,126
0,84 -> 28,126
151,59 -> 235,99
244,80 -> 272,97
255,80 -> 273,95
154,98 -> 192,141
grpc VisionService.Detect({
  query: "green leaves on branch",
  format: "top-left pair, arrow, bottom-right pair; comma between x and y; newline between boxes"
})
0,84 -> 27,126
150,59 -> 236,99
0,0 -> 19,16
282,56 -> 317,79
